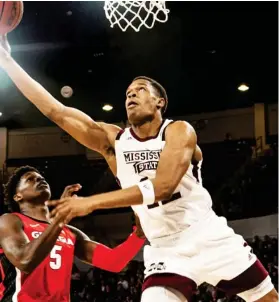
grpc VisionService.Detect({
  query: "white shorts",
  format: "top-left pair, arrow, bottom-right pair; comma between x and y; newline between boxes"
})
142,211 -> 272,300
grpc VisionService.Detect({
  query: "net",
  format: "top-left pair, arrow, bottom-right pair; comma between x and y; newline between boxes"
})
103,1 -> 169,32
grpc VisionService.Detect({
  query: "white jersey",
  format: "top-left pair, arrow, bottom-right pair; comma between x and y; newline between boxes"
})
115,119 -> 213,242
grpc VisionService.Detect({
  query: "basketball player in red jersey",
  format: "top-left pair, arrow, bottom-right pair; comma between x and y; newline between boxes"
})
0,166 -> 145,302
0,35 -> 277,302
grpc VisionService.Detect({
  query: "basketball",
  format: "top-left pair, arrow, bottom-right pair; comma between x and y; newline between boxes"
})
0,1 -> 24,35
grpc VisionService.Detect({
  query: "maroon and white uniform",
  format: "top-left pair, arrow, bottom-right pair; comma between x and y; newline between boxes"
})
115,119 -> 273,301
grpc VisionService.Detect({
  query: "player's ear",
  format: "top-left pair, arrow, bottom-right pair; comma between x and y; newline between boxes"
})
156,98 -> 165,110
14,193 -> 23,202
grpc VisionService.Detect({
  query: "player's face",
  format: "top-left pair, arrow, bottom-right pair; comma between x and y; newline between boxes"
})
15,171 -> 51,203
125,79 -> 163,125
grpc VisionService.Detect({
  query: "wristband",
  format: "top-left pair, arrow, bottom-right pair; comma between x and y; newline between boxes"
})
137,179 -> 155,205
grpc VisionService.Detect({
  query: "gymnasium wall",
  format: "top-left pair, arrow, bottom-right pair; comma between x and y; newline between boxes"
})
0,104 -> 277,163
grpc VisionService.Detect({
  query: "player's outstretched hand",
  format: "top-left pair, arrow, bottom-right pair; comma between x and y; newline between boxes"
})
0,35 -> 11,66
60,184 -> 82,199
46,196 -> 94,222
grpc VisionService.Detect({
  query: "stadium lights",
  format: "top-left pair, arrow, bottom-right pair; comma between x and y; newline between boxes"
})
102,104 -> 113,111
238,83 -> 249,92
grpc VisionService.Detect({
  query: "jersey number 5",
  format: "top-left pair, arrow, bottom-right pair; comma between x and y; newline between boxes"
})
50,245 -> 62,270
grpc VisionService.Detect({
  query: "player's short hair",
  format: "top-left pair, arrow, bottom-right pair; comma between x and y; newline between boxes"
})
3,166 -> 39,212
133,76 -> 168,114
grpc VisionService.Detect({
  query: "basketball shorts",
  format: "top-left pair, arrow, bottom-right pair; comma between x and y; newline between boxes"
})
142,211 -> 273,301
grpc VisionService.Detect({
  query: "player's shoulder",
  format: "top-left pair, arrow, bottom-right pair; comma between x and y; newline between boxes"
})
98,122 -> 124,151
99,122 -> 122,131
0,213 -> 23,230
99,122 -> 123,139
165,120 -> 196,137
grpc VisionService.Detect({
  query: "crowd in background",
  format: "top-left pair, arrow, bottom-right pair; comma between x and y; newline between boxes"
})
70,236 -> 278,302
215,139 -> 278,220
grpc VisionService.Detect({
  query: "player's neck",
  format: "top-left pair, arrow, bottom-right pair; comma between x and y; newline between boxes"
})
20,203 -> 49,222
131,115 -> 163,139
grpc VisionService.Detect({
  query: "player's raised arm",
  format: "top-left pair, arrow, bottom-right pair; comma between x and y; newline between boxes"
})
151,121 -> 197,198
47,121 -> 197,219
0,213 -> 69,274
0,35 -> 121,155
68,218 -> 145,273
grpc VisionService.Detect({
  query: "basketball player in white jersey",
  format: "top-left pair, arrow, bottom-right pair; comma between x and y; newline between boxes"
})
0,35 -> 277,302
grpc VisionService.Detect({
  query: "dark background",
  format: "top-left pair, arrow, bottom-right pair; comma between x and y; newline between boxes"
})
0,1 -> 277,127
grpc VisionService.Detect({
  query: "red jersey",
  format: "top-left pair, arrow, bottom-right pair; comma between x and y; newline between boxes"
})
0,213 -> 76,302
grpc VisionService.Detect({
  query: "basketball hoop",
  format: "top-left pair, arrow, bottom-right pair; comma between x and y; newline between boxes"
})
103,1 -> 170,32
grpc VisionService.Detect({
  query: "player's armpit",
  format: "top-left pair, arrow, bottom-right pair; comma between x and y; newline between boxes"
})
152,121 -> 197,200
67,225 -> 94,263
53,106 -> 121,155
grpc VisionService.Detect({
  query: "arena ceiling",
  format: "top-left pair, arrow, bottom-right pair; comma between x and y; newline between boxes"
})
0,1 -> 277,128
